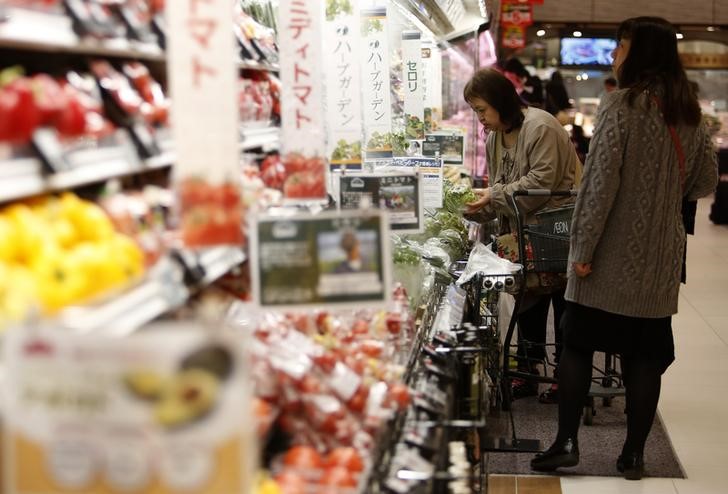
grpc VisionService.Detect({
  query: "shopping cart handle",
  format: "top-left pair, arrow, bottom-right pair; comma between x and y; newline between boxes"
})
512,189 -> 577,197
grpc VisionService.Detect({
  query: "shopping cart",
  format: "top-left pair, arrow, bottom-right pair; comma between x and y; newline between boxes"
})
501,189 -> 625,428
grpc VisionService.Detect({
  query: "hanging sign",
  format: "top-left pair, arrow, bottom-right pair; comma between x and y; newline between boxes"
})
502,0 -> 543,4
340,172 -> 424,233
423,134 -> 465,165
324,2 -> 364,171
279,0 -> 328,200
3,325 -> 255,494
422,41 -> 443,134
402,31 -> 424,141
500,3 -> 533,26
168,0 -> 244,247
361,7 -> 393,159
250,211 -> 391,309
501,24 -> 527,49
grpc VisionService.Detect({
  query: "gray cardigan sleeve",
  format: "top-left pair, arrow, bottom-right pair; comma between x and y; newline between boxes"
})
569,100 -> 625,263
685,122 -> 718,201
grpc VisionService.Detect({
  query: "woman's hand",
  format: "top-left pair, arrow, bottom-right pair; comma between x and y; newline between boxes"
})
573,262 -> 592,277
465,188 -> 491,214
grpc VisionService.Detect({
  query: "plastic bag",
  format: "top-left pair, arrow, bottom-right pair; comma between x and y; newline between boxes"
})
456,241 -> 521,287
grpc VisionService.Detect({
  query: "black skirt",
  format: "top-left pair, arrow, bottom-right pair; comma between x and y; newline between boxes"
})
561,301 -> 675,374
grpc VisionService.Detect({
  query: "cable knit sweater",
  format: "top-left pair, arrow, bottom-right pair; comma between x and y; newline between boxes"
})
566,90 -> 718,318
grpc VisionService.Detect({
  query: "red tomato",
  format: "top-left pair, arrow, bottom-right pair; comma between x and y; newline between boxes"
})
313,352 -> 336,373
0,78 -> 40,143
31,73 -> 68,126
261,160 -> 285,189
319,466 -> 358,487
324,447 -> 364,472
346,385 -> 369,414
274,471 -> 307,494
282,446 -> 323,470
358,340 -> 384,358
283,171 -> 326,199
385,313 -> 402,335
55,92 -> 87,137
283,152 -> 307,174
387,383 -> 411,410
296,375 -> 322,394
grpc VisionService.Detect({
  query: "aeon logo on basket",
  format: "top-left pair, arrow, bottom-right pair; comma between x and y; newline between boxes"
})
553,221 -> 570,235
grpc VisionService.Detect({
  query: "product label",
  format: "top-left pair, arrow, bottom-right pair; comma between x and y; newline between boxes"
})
339,172 -> 424,233
423,134 -> 465,165
250,211 -> 391,309
3,324 -> 254,494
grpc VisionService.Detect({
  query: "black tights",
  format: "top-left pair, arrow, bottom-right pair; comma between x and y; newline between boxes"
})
555,345 -> 663,457
517,291 -> 567,367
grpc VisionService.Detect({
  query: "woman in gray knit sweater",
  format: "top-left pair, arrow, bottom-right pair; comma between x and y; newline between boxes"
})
531,17 -> 718,479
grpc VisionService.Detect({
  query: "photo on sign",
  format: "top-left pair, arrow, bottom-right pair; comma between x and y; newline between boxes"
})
380,183 -> 416,213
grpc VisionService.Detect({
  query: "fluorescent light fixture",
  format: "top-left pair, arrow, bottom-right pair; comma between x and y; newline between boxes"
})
536,29 -> 546,37
676,32 -> 684,39
573,30 -> 582,37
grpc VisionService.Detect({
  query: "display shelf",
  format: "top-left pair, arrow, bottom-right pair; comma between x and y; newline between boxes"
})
0,7 -> 165,61
0,147 -> 174,204
59,246 -> 246,336
239,60 -> 280,72
240,126 -> 280,152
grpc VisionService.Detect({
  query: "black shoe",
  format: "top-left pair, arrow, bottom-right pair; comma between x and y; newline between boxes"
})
616,452 -> 644,480
530,438 -> 579,471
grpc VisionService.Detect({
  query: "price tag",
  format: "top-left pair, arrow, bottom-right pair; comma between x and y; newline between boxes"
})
339,172 -> 424,233
31,128 -> 70,173
250,210 -> 391,309
3,324 -> 255,494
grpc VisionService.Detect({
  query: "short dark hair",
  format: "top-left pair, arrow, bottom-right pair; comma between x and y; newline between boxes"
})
503,57 -> 529,78
616,17 -> 701,126
604,77 -> 617,87
463,69 -> 526,131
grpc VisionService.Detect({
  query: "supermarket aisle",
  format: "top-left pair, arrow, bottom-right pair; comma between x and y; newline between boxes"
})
558,197 -> 728,494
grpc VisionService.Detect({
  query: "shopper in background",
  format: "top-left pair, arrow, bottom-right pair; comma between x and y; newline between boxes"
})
462,68 -> 581,401
570,125 -> 589,164
531,17 -> 717,480
545,71 -> 572,125
503,58 -> 544,108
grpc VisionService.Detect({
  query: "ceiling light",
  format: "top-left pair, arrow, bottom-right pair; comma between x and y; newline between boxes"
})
707,26 -> 717,32
573,31 -> 582,38
576,75 -> 583,81
536,29 -> 546,37
676,32 -> 684,39
582,73 -> 589,80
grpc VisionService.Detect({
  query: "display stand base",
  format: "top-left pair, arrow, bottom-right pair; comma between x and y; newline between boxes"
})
481,436 -> 542,453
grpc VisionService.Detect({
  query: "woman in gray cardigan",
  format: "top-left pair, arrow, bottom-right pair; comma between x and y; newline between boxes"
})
531,17 -> 718,479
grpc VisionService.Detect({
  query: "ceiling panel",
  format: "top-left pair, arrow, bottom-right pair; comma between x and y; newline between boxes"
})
530,0 -> 721,25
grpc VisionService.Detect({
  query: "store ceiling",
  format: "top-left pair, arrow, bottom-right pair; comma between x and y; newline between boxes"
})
530,0 -> 728,25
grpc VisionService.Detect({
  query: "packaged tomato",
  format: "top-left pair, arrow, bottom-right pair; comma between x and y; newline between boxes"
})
178,177 -> 246,247
282,153 -> 327,200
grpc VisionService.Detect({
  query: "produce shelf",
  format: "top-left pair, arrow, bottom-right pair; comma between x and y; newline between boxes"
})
240,126 -> 280,152
59,246 -> 246,335
0,7 -> 165,61
239,60 -> 280,72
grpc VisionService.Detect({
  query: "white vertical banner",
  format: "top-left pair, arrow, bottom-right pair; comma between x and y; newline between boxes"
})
278,0 -> 328,201
361,7 -> 393,159
168,0 -> 244,247
324,5 -> 364,171
422,41 -> 443,133
168,0 -> 238,183
402,30 -> 424,140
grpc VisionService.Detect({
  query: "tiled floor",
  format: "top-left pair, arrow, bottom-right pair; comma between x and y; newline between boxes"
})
554,198 -> 728,494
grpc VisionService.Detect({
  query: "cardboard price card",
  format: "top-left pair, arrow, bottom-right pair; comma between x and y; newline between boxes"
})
3,324 -> 255,494
250,211 -> 391,309
423,134 -> 465,165
340,173 -> 424,233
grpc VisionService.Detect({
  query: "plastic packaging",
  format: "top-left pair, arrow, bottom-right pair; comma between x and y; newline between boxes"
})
456,241 -> 521,287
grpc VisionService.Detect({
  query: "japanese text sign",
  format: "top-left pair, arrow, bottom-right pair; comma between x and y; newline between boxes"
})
500,3 -> 533,27
167,0 -> 239,184
279,0 -> 326,158
501,24 -> 527,49
324,3 -> 364,170
361,7 -> 393,158
402,31 -> 424,141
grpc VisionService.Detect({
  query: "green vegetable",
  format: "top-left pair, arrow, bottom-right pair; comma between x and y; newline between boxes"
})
362,18 -> 383,36
326,0 -> 353,21
393,243 -> 421,266
331,139 -> 362,161
443,181 -> 477,214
